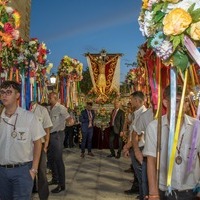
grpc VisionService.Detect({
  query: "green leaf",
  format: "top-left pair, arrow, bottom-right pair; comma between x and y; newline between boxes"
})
190,8 -> 200,22
153,3 -> 164,13
154,11 -> 165,23
187,3 -> 195,14
173,51 -> 189,72
172,36 -> 181,51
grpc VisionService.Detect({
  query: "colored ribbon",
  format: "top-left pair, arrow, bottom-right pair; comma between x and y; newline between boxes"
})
20,70 -> 26,109
167,68 -> 188,187
187,100 -> 200,172
167,67 -> 177,192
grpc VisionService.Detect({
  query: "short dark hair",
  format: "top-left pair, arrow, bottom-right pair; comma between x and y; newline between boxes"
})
0,81 -> 21,93
163,85 -> 184,99
130,91 -> 145,101
86,102 -> 93,106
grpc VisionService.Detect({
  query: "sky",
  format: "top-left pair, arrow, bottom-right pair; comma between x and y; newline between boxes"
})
30,0 -> 145,82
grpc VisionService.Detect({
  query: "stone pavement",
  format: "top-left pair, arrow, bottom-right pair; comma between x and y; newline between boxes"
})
32,148 -> 138,200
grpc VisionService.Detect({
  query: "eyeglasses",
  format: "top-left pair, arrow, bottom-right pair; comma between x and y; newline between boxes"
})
0,90 -> 13,96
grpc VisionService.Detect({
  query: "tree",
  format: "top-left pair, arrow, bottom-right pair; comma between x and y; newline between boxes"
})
80,67 -> 93,95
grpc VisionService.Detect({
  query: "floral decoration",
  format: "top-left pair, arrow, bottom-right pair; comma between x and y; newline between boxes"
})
138,0 -> 200,71
0,0 -> 20,69
58,55 -> 83,81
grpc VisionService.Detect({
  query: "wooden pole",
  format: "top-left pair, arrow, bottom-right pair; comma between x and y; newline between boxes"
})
156,57 -> 162,187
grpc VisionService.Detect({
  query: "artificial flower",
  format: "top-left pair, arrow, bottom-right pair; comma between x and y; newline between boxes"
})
5,6 -> 13,14
162,0 -> 180,3
189,21 -> 200,40
12,10 -> 20,28
142,0 -> 148,9
156,40 -> 173,60
163,8 -> 192,36
12,30 -> 20,40
0,31 -> 12,46
3,22 -> 14,34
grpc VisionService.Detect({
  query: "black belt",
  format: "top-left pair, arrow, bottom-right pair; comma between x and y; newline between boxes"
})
0,161 -> 31,168
51,131 -> 58,135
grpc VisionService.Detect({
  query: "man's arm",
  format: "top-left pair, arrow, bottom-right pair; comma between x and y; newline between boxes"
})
43,127 -> 50,152
147,155 -> 160,200
132,131 -> 143,164
30,139 -> 42,179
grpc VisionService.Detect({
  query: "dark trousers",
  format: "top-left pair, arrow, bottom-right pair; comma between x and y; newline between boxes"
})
81,127 -> 93,153
0,162 -> 33,200
64,126 -> 74,148
38,147 -> 49,200
159,189 -> 196,200
109,127 -> 123,155
48,131 -> 65,188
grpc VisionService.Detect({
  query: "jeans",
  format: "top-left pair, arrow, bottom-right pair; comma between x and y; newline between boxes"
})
0,162 -> 33,200
130,147 -> 148,200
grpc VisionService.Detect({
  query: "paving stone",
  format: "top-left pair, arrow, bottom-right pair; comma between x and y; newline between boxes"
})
32,148 -> 138,200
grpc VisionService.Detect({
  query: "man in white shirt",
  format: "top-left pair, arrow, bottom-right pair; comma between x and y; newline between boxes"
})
31,101 -> 53,200
48,92 -> 74,193
0,81 -> 46,200
144,85 -> 200,200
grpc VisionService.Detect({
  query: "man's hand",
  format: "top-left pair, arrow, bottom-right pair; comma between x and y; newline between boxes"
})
43,142 -> 48,153
134,149 -> 143,164
120,131 -> 124,137
66,117 -> 74,126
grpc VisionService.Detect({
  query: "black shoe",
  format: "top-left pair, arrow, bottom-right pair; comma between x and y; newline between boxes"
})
124,189 -> 138,195
51,185 -> 65,193
107,154 -> 115,158
48,180 -> 59,185
115,152 -> 121,159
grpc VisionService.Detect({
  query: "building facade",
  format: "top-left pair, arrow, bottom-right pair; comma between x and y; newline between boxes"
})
9,0 -> 31,41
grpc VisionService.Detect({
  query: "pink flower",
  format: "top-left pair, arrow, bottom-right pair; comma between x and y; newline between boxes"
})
4,22 -> 14,34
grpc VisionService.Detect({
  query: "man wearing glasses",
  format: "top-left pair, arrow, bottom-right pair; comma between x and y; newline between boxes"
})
0,81 -> 46,200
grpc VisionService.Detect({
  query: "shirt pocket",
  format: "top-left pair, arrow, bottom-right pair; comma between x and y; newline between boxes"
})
181,144 -> 197,162
15,128 -> 29,143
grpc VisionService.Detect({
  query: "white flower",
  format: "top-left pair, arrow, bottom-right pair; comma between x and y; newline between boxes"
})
166,0 -> 200,13
5,6 -> 14,14
148,0 -> 160,10
156,40 -> 173,60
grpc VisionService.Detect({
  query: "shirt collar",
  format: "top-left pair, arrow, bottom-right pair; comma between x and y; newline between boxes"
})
1,106 -> 21,119
134,105 -> 146,116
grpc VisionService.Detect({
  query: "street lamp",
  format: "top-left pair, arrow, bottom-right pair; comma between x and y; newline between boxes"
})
50,73 -> 57,85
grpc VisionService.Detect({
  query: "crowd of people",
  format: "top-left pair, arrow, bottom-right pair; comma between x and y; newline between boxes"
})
0,80 -> 200,200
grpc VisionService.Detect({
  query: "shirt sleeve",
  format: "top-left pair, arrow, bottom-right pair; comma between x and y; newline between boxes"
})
30,114 -> 46,141
60,105 -> 70,119
42,107 -> 53,129
143,121 -> 157,157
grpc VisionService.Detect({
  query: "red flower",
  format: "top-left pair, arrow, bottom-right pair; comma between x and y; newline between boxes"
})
4,23 -> 14,34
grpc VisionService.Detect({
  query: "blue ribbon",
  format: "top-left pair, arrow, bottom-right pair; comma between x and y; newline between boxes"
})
167,67 -> 177,192
20,70 -> 26,109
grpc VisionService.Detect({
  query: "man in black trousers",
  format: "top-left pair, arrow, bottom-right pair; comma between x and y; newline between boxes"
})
107,99 -> 125,159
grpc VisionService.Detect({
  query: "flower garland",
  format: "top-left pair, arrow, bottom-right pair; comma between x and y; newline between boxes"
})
58,55 -> 83,81
138,0 -> 200,71
0,0 -> 20,69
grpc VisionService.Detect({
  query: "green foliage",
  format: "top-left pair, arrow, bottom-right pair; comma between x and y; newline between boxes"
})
80,67 -> 93,95
173,50 -> 189,72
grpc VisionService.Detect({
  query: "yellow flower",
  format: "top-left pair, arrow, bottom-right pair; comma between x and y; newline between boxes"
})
162,0 -> 180,3
163,8 -> 192,36
189,21 -> 200,41
142,0 -> 148,9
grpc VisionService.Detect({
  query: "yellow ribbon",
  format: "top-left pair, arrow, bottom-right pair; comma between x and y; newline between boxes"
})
155,58 -> 161,119
167,68 -> 188,187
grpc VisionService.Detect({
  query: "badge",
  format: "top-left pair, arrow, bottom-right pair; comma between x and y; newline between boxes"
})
11,131 -> 17,138
175,155 -> 182,165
